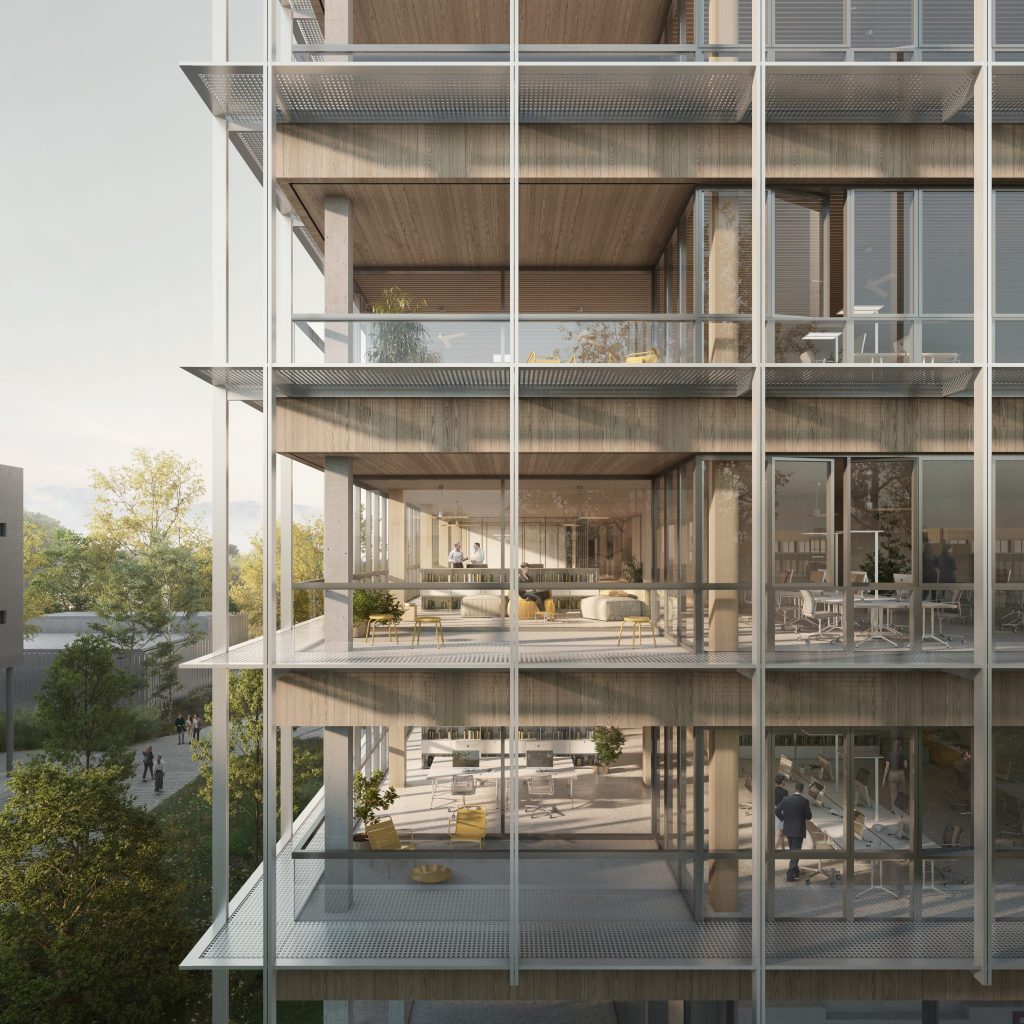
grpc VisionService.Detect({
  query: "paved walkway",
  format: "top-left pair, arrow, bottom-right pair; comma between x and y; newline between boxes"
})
0,731 -> 203,810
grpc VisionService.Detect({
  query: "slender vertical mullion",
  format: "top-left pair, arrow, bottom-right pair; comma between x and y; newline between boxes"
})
844,730 -> 855,920
694,461 -> 706,654
508,0 -> 520,984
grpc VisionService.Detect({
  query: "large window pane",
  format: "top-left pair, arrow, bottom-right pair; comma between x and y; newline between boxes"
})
921,192 -> 973,315
852,191 -> 913,316
995,191 -> 1024,316
773,192 -> 828,316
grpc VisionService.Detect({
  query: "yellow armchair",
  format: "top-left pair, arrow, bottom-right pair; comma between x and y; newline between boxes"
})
624,347 -> 660,364
449,805 -> 487,848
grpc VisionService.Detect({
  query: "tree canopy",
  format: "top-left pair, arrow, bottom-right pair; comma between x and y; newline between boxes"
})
35,634 -> 140,773
0,759 -> 193,1024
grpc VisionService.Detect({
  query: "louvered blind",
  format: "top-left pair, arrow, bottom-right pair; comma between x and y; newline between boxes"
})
851,0 -> 912,49
852,190 -> 912,315
773,192 -> 827,316
703,0 -> 753,44
774,0 -> 843,45
995,191 -> 1024,315
921,0 -> 973,46
920,191 -> 972,315
996,0 -> 1024,46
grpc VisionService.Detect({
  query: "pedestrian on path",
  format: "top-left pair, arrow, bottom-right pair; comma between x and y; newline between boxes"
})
192,713 -> 202,743
186,713 -> 195,744
154,755 -> 165,794
175,711 -> 187,745
141,745 -> 155,781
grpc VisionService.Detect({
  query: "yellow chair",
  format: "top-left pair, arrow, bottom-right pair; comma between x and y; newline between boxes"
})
365,816 -> 415,879
449,805 -> 487,848
526,352 -> 561,364
508,596 -> 546,620
624,347 -> 660,364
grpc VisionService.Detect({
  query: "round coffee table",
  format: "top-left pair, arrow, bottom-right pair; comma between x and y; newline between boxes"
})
410,863 -> 452,885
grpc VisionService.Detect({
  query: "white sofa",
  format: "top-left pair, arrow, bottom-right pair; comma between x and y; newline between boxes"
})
460,593 -> 505,618
579,594 -> 647,621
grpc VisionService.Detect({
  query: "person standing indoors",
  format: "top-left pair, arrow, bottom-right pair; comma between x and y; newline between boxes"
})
469,542 -> 487,566
773,773 -> 789,850
447,542 -> 465,568
141,745 -> 155,781
883,737 -> 910,839
154,755 -> 165,795
174,711 -> 186,745
775,781 -> 813,881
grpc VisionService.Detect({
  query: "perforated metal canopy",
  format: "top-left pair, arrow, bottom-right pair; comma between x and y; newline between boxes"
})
765,363 -> 978,398
994,66 -> 1024,122
520,364 -> 754,397
520,64 -> 754,123
275,364 -> 509,397
993,365 -> 1024,394
766,64 -> 977,123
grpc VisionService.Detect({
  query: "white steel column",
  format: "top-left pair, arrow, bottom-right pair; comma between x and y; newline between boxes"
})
210,0 -> 230,1019
973,0 -> 993,986
262,0 -> 278,1019
750,0 -> 767,1015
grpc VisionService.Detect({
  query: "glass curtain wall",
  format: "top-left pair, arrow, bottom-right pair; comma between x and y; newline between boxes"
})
770,189 -> 973,363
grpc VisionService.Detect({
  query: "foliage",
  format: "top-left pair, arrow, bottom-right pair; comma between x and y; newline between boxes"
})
558,320 -> 632,363
353,589 -> 404,626
24,528 -> 101,616
352,768 -> 398,828
367,288 -> 440,364
0,704 -> 164,755
231,517 -> 324,639
0,759 -> 195,1024
35,634 -> 140,774
592,725 -> 626,768
88,448 -> 207,551
622,556 -> 644,583
192,670 -> 321,874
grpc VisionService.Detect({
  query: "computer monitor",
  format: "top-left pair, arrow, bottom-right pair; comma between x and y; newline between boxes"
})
526,749 -> 554,768
453,749 -> 480,769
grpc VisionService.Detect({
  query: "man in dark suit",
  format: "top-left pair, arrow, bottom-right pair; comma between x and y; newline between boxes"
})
775,781 -> 813,881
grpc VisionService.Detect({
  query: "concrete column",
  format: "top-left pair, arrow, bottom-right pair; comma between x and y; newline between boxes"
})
642,727 -> 653,788
325,457 -> 354,648
707,0 -> 739,58
324,1001 -> 350,1024
707,462 -> 740,652
5,666 -> 13,776
324,727 -> 353,886
324,0 -> 352,49
388,725 -> 408,787
707,728 -> 740,912
325,196 -> 354,363
706,193 -> 741,362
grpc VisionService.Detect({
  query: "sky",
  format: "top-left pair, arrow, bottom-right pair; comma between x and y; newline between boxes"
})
0,1 -> 321,548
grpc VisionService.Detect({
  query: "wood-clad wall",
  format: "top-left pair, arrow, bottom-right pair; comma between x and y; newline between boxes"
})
767,124 -> 973,183
992,398 -> 1024,452
520,398 -> 752,456
276,670 -> 750,727
277,968 -> 750,1002
765,398 -> 973,453
768,969 -> 1024,1002
277,124 -> 509,183
765,672 -> 974,727
994,671 -> 1024,726
994,124 -> 1024,181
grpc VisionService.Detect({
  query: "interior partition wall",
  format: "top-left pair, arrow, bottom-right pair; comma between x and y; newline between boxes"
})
187,0 -> 1018,1021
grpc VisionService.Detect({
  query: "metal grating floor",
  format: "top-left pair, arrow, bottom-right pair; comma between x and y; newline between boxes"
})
765,363 -> 978,398
766,919 -> 973,962
993,919 -> 1024,960
520,364 -> 754,397
274,364 -> 509,396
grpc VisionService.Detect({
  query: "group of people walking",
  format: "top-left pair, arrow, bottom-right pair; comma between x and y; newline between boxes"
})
174,711 -> 203,745
138,711 -> 204,798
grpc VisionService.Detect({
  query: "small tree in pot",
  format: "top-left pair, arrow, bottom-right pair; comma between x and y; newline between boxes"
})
592,725 -> 626,774
352,589 -> 404,637
367,288 -> 441,364
352,768 -> 398,841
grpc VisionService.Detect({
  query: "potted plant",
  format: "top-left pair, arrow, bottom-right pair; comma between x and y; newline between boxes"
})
353,589 -> 404,638
368,287 -> 441,364
622,557 -> 643,584
352,768 -> 398,842
592,725 -> 626,775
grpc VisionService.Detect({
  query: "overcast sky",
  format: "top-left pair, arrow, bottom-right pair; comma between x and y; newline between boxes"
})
0,1 -> 323,546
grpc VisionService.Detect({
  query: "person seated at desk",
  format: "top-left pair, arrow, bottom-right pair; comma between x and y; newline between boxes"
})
518,566 -> 551,618
469,542 -> 487,567
448,542 -> 465,568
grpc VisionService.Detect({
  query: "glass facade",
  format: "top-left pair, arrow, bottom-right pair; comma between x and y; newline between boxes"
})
180,0 -> 1024,1020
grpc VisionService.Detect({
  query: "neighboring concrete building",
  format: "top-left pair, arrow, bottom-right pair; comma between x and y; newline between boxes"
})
0,465 -> 23,774
178,2 -> 1024,1023
13,611 -> 249,709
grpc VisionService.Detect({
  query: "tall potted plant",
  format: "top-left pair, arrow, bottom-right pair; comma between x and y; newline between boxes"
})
352,768 -> 398,842
592,725 -> 626,775
368,287 -> 441,364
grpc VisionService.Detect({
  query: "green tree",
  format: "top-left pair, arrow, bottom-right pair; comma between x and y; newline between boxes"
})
558,320 -> 632,363
367,287 -> 440,363
0,759 -> 194,1024
192,669 -> 321,880
88,448 -> 207,551
21,520 -> 49,634
231,517 -> 325,639
23,529 -> 100,615
35,634 -> 140,773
